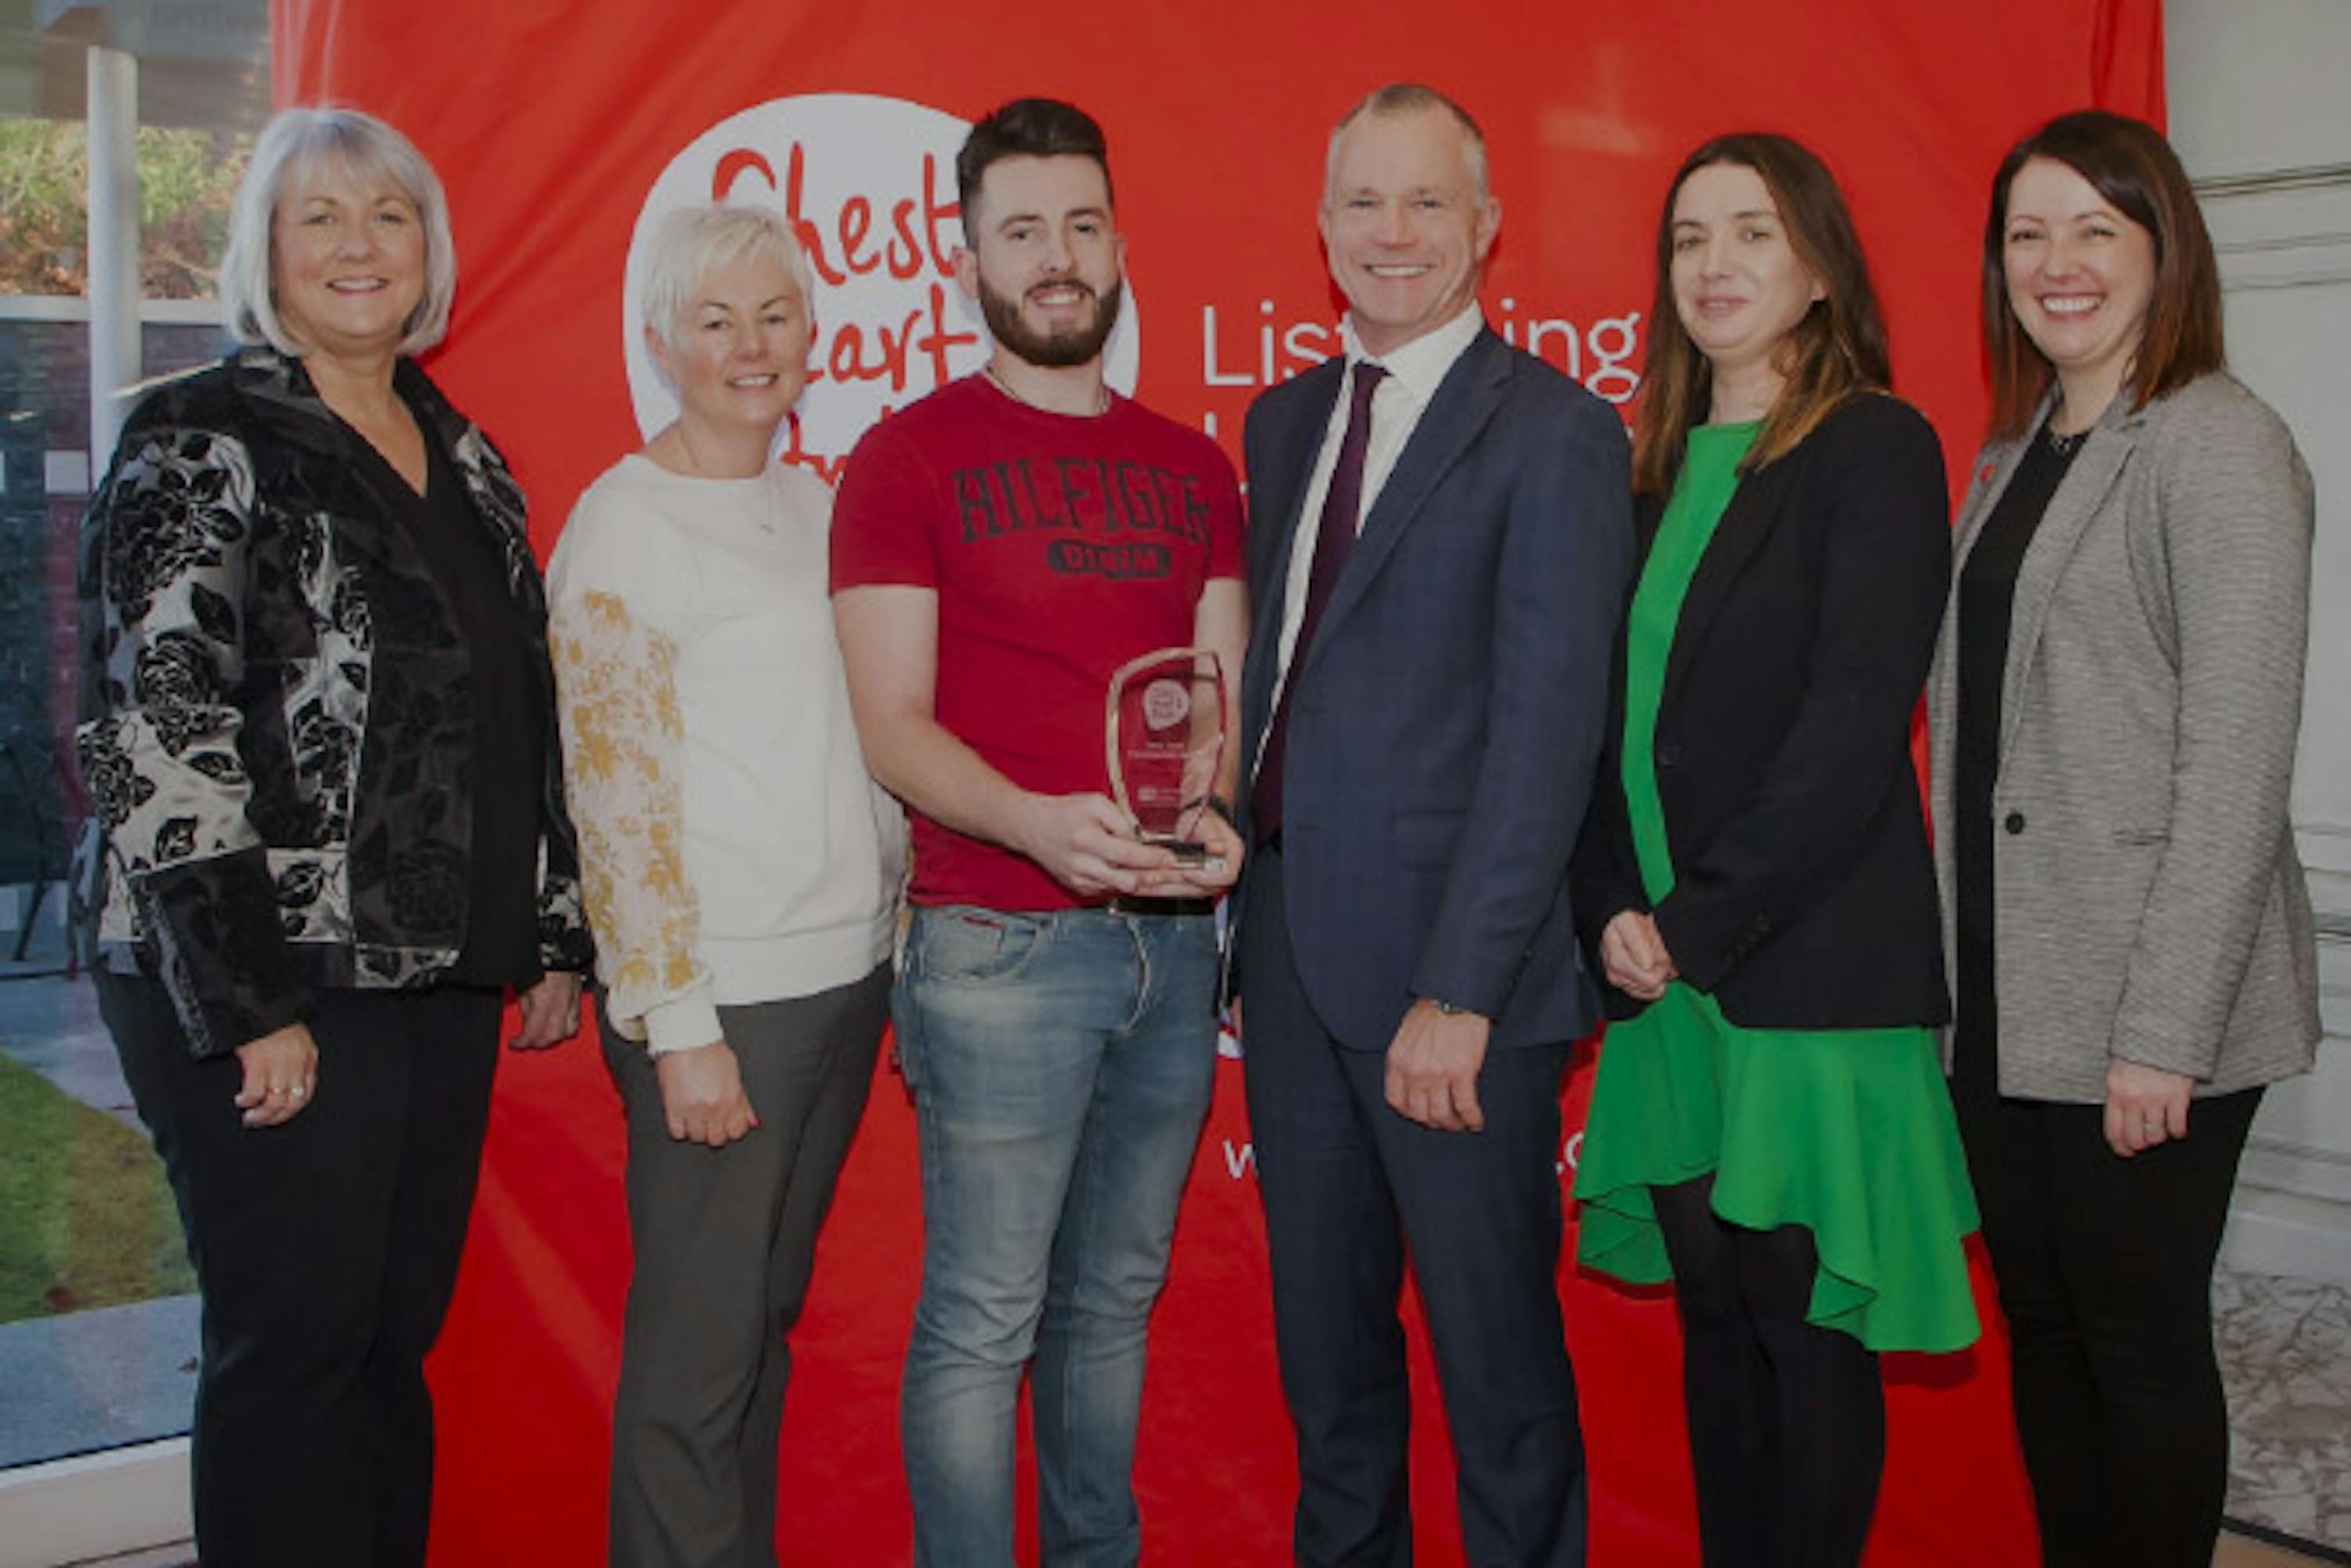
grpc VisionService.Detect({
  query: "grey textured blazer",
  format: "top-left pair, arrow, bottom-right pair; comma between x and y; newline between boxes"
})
1926,372 -> 2320,1103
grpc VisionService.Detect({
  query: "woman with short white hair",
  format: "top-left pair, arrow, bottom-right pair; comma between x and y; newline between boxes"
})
77,106 -> 590,1566
548,202 -> 904,1566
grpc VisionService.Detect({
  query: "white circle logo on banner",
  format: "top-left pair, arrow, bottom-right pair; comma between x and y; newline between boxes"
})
625,93 -> 1143,481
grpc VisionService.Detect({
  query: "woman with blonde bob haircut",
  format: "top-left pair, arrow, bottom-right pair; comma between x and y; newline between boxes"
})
1931,109 -> 2318,1566
220,107 -> 460,358
548,203 -> 903,1566
1573,132 -> 1978,1566
77,105 -> 589,1566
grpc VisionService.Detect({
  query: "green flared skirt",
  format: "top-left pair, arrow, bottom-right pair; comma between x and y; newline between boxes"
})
1572,984 -> 1982,1354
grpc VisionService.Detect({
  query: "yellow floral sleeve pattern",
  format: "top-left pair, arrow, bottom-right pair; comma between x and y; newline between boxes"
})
550,589 -> 704,1044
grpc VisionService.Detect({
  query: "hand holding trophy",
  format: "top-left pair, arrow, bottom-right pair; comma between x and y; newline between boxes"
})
1105,647 -> 1227,868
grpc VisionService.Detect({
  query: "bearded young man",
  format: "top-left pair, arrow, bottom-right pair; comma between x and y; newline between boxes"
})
830,97 -> 1247,1568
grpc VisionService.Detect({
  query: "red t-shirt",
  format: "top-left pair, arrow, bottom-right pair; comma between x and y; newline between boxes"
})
830,376 -> 1244,912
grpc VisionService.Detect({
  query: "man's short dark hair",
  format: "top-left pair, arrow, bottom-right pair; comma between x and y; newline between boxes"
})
957,98 -> 1114,238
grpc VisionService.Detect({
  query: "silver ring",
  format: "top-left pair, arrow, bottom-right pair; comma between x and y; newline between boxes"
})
288,1085 -> 307,1101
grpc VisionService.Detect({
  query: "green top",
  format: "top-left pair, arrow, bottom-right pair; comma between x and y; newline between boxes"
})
1623,419 -> 1757,900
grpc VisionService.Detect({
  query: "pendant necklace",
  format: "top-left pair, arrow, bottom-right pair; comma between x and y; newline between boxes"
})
669,426 -> 781,535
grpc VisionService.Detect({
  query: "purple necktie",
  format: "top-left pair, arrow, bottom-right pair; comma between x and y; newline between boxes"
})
1252,359 -> 1386,842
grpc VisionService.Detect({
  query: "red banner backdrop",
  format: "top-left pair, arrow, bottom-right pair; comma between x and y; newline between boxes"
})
270,4 -> 2164,1562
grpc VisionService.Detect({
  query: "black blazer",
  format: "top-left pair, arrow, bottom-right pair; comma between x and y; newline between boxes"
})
1571,392 -> 1950,1029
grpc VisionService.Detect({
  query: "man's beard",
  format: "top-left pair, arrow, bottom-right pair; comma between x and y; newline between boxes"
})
978,275 -> 1125,369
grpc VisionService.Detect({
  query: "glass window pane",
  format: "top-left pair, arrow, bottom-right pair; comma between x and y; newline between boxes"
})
1,0 -> 268,1476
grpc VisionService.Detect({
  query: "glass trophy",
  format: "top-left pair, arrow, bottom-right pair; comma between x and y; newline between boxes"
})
1105,646 -> 1226,863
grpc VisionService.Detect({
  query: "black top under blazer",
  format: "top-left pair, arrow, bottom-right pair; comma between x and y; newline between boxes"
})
1572,393 -> 1953,1029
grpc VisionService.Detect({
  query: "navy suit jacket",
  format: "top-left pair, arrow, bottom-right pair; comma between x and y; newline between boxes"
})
1234,328 -> 1633,1051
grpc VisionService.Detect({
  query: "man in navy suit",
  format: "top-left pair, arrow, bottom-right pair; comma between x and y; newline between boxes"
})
1232,84 -> 1633,1566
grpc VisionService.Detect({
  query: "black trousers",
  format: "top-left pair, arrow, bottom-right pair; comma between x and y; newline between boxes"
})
1951,933 -> 2260,1568
98,971 -> 502,1568
1650,1175 -> 1884,1568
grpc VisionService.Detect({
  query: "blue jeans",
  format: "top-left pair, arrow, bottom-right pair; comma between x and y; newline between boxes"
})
896,903 -> 1219,1568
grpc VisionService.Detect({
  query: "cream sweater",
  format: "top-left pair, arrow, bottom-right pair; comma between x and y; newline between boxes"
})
549,455 -> 904,1053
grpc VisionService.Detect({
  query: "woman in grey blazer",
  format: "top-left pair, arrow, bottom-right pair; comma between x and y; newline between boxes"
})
1928,110 -> 2319,1567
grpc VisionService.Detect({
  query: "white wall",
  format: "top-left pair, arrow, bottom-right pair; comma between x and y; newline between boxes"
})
2167,0 -> 2351,1286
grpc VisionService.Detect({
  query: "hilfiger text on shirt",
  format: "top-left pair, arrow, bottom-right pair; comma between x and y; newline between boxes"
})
953,456 -> 1215,580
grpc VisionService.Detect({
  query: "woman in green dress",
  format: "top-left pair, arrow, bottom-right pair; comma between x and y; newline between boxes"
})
1569,132 -> 1979,1567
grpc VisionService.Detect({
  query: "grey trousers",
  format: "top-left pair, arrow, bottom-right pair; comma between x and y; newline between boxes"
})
601,964 -> 892,1568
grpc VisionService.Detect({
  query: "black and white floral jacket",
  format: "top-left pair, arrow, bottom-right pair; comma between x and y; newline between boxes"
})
74,347 -> 593,1058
